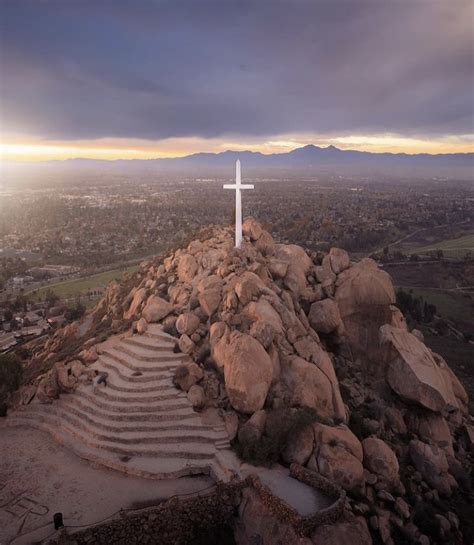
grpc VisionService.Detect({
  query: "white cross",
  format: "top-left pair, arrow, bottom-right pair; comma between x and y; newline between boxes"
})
223,160 -> 254,248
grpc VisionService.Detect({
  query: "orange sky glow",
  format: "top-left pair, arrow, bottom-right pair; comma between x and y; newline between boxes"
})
1,134 -> 473,162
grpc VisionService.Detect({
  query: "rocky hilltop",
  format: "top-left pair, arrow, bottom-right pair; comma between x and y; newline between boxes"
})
12,219 -> 473,545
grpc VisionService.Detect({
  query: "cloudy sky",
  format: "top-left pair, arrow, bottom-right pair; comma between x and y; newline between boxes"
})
1,0 -> 473,161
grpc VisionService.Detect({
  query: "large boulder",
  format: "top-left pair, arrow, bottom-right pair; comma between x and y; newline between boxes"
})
432,351 -> 469,413
175,312 -> 200,336
177,254 -> 198,283
223,332 -> 273,413
328,247 -> 351,274
243,299 -> 284,335
381,325 -> 459,412
310,423 -> 364,491
242,216 -> 264,241
362,437 -> 400,486
335,259 -> 395,360
55,362 -> 76,393
292,337 -> 346,422
173,362 -> 203,392
407,413 -> 454,456
124,287 -> 147,320
308,298 -> 343,334
142,295 -> 173,323
234,272 -> 265,306
409,440 -> 457,496
273,244 -> 312,296
282,355 -> 346,421
238,410 -> 267,443
36,368 -> 59,403
312,514 -> 372,545
197,275 -> 223,316
187,384 -> 206,410
209,321 -> 231,370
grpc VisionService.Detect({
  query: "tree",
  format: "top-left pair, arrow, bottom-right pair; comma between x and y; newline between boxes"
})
0,354 -> 23,415
64,300 -> 86,322
45,289 -> 59,307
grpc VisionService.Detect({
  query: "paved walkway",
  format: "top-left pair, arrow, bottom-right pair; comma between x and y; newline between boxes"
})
241,465 -> 333,517
0,426 -> 214,545
3,324 -> 231,481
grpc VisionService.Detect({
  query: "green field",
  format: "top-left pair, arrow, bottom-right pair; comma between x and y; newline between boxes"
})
400,286 -> 474,333
402,233 -> 474,258
27,265 -> 139,303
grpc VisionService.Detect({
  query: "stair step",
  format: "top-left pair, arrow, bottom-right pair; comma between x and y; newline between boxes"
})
15,408 -> 221,446
144,324 -> 178,342
96,358 -> 174,384
77,387 -> 192,413
5,324 -> 233,480
21,403 -> 217,434
122,336 -> 175,351
92,386 -> 185,404
4,418 -> 213,480
55,397 -> 203,427
104,380 -> 175,394
8,413 -> 216,459
117,343 -> 188,363
60,395 -> 196,422
100,350 -> 179,374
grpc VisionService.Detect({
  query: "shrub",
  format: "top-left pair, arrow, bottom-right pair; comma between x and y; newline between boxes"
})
235,406 -> 319,467
413,502 -> 441,541
0,354 -> 23,413
173,365 -> 189,388
64,301 -> 86,322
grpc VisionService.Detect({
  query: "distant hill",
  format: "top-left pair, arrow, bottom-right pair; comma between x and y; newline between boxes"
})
3,144 -> 474,184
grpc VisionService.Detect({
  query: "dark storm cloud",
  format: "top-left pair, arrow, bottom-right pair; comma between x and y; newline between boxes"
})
1,0 -> 472,140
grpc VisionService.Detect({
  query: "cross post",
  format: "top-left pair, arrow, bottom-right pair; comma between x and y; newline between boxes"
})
223,160 -> 254,247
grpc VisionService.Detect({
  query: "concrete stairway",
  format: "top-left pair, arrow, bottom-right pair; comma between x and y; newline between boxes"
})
5,324 -> 233,480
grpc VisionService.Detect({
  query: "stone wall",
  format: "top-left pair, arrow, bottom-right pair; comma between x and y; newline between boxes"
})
248,464 -> 345,537
290,463 -> 346,534
47,467 -> 344,544
47,481 -> 247,545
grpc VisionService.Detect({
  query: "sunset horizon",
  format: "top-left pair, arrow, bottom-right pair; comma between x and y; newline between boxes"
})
2,134 -> 474,163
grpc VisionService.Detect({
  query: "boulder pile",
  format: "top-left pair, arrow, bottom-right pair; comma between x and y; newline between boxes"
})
14,218 -> 472,545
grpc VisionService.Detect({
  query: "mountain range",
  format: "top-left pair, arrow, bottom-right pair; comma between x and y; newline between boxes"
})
3,144 -> 473,182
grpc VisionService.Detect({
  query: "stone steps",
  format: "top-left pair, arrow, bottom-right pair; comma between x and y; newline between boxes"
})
59,395 -> 198,423
122,335 -> 175,351
7,323 -> 232,479
95,357 -> 174,384
144,324 -> 177,342
116,342 -> 189,363
3,419 -> 213,480
76,387 -> 192,414
100,349 -> 182,374
92,385 -> 187,404
9,411 -> 216,459
23,401 -> 218,434
13,407 -> 222,449
56,399 -> 206,431
103,379 -> 175,394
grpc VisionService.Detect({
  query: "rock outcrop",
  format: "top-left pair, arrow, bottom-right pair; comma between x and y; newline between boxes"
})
13,217 -> 471,545
381,325 -> 461,412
